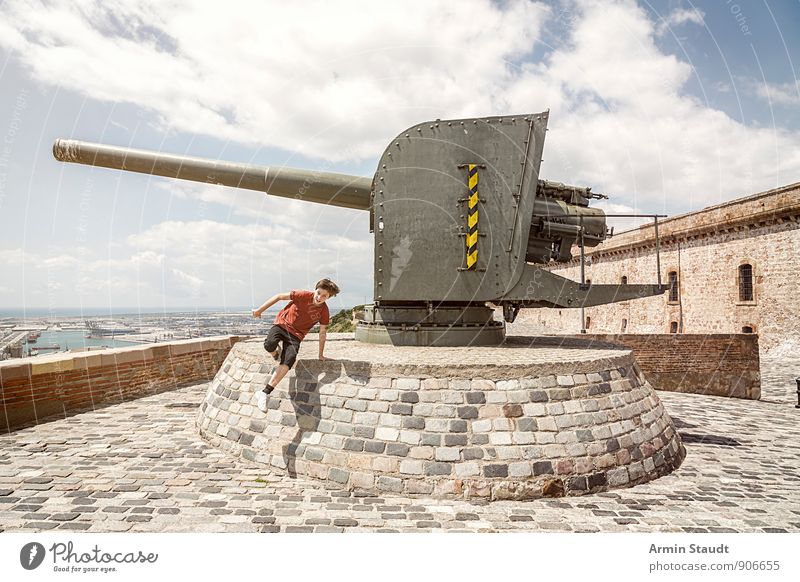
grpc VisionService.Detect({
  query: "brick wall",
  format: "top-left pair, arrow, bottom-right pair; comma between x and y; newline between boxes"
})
503,332 -> 760,399
518,184 -> 800,352
0,336 -> 242,433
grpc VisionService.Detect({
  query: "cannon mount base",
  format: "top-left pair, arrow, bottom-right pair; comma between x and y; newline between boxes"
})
354,303 -> 505,347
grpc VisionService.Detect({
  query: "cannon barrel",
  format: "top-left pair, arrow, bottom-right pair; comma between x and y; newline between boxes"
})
53,139 -> 373,211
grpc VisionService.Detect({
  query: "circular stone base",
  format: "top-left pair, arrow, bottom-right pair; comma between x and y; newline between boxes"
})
197,336 -> 685,500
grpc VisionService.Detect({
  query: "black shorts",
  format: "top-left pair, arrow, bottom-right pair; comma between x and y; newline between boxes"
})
263,325 -> 302,369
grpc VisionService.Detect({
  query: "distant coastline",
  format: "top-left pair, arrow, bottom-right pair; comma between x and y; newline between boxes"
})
1,305 -> 354,360
0,307 -> 262,318
0,305 -> 353,318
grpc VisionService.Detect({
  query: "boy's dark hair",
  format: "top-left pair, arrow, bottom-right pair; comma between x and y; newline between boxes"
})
315,278 -> 340,296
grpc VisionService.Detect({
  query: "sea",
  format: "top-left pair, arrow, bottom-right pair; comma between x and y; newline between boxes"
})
25,329 -> 137,352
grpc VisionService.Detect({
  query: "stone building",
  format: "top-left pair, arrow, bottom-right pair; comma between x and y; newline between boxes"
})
517,182 -> 800,354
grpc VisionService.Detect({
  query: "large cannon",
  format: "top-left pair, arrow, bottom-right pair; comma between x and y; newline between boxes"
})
54,111 -> 664,346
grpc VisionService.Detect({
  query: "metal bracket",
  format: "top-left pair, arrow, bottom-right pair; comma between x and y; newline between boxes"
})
502,303 -> 521,323
507,118 -> 535,252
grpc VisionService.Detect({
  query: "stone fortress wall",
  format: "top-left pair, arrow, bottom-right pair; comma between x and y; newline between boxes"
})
517,183 -> 800,353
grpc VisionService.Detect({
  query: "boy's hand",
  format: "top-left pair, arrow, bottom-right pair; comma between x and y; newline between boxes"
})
252,309 -> 261,318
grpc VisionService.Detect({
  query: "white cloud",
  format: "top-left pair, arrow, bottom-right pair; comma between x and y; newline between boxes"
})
0,248 -> 27,266
41,255 -> 81,269
133,218 -> 371,307
503,1 -> 800,211
0,215 -> 372,308
655,7 -> 705,36
160,180 -> 367,236
0,0 -> 549,161
750,79 -> 800,107
593,201 -> 649,233
3,0 -> 797,212
713,81 -> 731,94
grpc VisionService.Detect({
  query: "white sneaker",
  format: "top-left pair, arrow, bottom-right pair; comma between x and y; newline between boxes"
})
256,390 -> 268,412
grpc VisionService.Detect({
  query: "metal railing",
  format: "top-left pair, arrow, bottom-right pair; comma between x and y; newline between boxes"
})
578,213 -> 668,334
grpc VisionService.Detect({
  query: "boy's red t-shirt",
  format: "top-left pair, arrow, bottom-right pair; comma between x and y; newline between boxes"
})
274,290 -> 330,340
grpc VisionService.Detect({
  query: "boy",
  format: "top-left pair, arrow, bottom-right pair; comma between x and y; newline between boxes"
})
251,278 -> 340,412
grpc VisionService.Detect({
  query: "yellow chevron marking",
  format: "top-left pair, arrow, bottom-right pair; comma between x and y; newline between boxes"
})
464,165 -> 479,269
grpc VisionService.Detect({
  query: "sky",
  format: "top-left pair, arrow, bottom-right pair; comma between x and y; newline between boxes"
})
0,0 -> 798,314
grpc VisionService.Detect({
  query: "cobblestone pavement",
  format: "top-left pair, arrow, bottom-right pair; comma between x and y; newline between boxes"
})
1,361 -> 798,533
760,353 -> 800,405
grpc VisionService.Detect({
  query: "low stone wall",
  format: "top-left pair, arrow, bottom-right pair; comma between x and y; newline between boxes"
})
0,336 -> 242,432
198,338 -> 685,500
561,334 -> 761,400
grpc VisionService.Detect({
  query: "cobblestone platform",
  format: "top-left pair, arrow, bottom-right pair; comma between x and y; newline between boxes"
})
198,337 -> 684,499
0,371 -> 798,533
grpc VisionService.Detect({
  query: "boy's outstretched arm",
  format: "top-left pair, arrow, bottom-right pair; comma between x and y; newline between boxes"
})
318,325 -> 328,360
252,292 -> 291,318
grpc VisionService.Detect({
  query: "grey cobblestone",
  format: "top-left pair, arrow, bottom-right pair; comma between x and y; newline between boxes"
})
354,426 -> 375,439
402,417 -> 425,430
364,441 -> 386,454
386,443 -> 410,457
466,392 -> 486,404
2,355 -> 798,533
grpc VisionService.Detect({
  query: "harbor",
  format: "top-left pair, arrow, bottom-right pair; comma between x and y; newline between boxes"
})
0,309 -> 280,361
